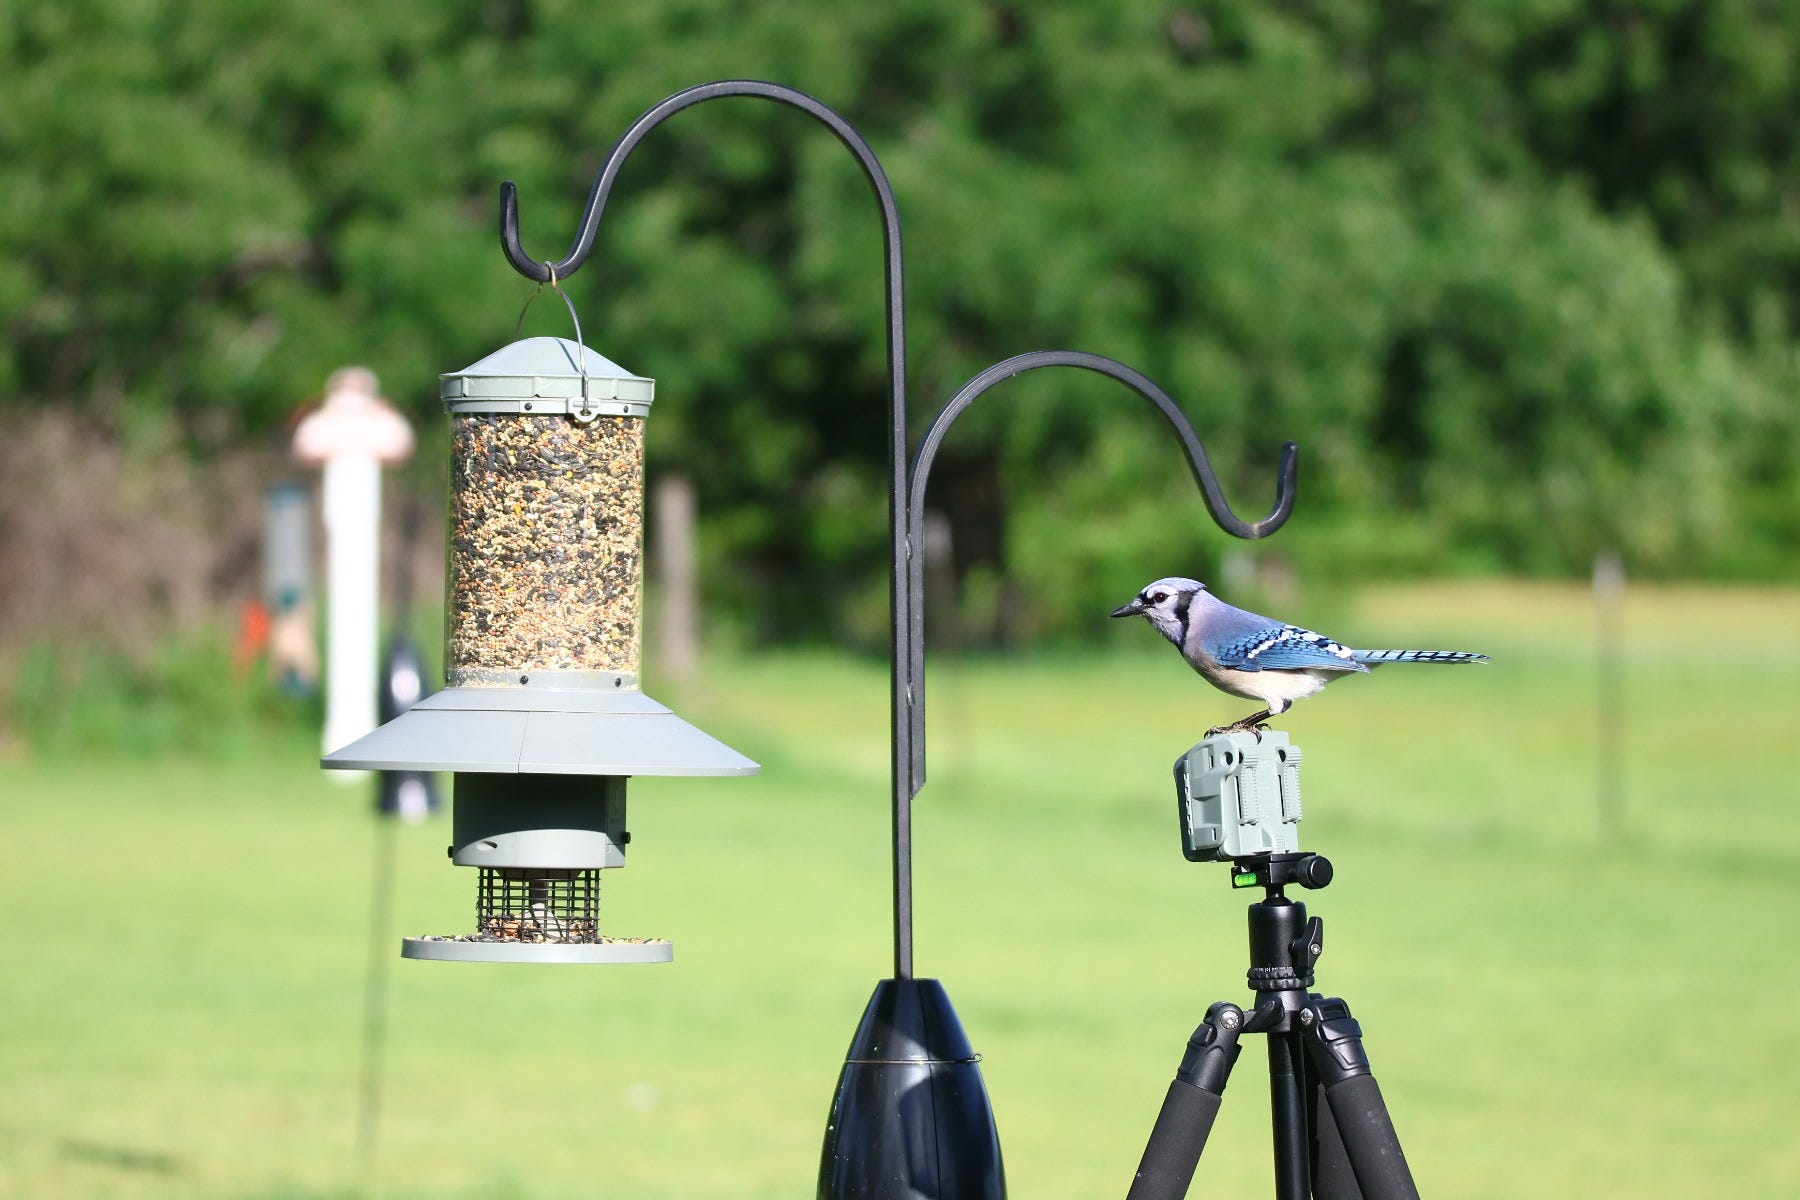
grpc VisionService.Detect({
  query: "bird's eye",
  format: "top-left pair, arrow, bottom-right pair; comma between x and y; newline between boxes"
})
1150,592 -> 1168,604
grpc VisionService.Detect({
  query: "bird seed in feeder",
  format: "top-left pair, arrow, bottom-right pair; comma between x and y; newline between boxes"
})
447,414 -> 644,685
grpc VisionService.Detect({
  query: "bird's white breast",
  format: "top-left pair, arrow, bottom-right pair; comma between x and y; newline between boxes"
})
1200,662 -> 1334,708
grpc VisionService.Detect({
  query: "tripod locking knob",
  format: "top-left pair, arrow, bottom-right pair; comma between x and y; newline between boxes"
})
1291,916 -> 1324,974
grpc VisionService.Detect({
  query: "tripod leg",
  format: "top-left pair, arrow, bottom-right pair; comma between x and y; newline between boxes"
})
1303,997 -> 1419,1200
1310,1071 -> 1363,1200
1127,1002 -> 1245,1200
1269,1028 -> 1311,1200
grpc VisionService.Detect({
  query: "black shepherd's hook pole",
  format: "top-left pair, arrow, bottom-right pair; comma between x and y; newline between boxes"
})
497,80 -> 920,979
497,87 -> 1301,988
497,83 -> 1307,1200
904,349 -> 1297,822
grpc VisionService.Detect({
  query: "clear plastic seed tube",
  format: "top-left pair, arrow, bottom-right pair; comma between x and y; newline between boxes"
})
446,413 -> 644,686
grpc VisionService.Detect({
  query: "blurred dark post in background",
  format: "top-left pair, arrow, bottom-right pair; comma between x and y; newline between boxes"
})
262,482 -> 318,696
653,475 -> 700,690
1594,548 -> 1625,840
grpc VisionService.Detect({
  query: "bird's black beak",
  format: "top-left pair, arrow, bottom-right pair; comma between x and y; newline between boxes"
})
1109,599 -> 1143,619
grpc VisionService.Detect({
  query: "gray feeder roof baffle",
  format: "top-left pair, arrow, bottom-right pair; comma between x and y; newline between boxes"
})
321,686 -> 758,776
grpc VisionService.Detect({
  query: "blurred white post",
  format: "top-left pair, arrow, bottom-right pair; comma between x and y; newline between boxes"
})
1594,548 -> 1625,839
653,474 -> 699,687
292,368 -> 414,781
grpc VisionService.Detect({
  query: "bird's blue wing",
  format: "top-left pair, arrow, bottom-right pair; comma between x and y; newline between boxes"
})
1210,625 -> 1368,673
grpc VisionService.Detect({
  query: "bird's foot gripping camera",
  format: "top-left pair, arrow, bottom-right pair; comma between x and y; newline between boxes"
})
1172,730 -> 1304,863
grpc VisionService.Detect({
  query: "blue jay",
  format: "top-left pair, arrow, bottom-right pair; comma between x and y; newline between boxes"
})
1111,576 -> 1488,733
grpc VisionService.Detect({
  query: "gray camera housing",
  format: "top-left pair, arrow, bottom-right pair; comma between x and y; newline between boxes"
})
1173,731 -> 1303,861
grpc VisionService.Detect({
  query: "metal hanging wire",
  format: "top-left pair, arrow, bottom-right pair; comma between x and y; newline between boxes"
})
513,261 -> 601,420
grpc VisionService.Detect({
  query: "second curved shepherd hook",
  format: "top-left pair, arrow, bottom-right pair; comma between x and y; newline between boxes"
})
903,349 -> 1300,794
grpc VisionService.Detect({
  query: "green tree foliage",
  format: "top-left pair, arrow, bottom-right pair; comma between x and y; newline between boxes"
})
0,0 -> 1794,642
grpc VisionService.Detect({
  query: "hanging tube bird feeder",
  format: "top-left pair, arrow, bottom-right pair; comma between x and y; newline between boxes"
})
323,335 -> 758,963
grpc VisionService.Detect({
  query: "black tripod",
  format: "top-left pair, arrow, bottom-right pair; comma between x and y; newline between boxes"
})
1128,852 -> 1419,1200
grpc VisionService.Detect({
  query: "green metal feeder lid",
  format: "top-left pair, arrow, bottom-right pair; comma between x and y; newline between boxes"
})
441,337 -> 655,418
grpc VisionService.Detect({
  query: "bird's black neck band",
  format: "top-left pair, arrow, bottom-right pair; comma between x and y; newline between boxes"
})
1175,589 -> 1195,635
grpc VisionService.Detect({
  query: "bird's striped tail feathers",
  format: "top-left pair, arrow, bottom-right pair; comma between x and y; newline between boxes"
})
1351,649 -> 1489,665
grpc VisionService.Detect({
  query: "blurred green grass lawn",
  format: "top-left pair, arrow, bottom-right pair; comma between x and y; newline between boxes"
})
3,582 -> 1797,1198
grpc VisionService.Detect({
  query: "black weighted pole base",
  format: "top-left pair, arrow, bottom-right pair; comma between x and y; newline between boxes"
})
818,978 -> 1005,1199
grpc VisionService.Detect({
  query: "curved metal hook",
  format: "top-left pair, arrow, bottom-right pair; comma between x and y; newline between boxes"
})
497,79 -> 919,979
499,79 -> 901,284
903,349 -> 1299,794
911,352 -> 1296,542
